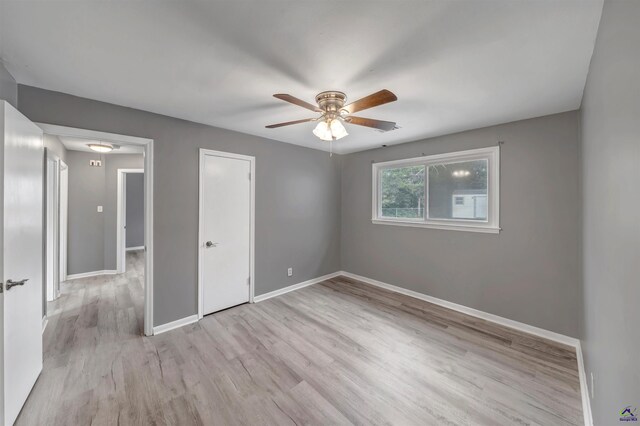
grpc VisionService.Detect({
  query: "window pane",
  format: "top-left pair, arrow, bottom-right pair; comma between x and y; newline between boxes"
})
428,159 -> 488,221
380,165 -> 425,219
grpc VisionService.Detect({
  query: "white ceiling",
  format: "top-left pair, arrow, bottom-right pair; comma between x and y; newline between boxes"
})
57,136 -> 144,154
0,1 -> 602,154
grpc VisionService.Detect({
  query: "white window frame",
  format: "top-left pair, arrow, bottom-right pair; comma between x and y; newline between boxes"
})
372,146 -> 500,234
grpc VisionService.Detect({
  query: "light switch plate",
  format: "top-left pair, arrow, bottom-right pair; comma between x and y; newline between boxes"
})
97,206 -> 103,213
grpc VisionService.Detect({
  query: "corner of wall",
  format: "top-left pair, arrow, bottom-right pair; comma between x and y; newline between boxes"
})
0,62 -> 19,109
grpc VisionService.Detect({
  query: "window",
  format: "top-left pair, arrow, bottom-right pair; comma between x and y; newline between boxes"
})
379,165 -> 425,219
429,159 -> 487,221
372,146 -> 500,233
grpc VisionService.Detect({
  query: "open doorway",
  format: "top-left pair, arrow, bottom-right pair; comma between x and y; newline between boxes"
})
117,168 -> 144,274
45,152 -> 61,302
44,152 -> 68,304
39,124 -> 154,336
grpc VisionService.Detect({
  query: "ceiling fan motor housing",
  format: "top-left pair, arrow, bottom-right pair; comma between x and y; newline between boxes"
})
315,91 -> 347,119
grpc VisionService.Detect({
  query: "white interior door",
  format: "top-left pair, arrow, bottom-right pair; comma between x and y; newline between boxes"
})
1,101 -> 44,425
200,151 -> 252,316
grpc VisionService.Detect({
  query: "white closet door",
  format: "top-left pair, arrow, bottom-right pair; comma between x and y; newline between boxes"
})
200,152 -> 251,315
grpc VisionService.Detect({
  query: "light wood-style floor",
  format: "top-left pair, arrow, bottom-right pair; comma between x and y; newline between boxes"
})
17,252 -> 583,425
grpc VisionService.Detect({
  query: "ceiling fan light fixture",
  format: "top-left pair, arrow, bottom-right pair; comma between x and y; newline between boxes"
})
313,119 -> 348,142
313,121 -> 332,141
88,143 -> 114,153
329,119 -> 348,140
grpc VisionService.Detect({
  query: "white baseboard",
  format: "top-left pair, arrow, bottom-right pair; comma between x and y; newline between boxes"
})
339,271 -> 591,426
126,246 -> 145,252
340,271 -> 579,346
153,314 -> 199,335
66,270 -> 118,280
253,271 -> 342,303
575,341 -> 593,426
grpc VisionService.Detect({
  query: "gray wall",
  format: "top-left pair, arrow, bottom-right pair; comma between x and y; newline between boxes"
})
0,63 -> 17,108
67,151 -> 106,274
18,85 -> 342,326
66,151 -> 143,274
341,112 -> 581,337
580,0 -> 640,423
44,133 -> 67,163
125,173 -> 144,248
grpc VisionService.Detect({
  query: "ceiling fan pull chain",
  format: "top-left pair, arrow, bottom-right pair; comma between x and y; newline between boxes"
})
330,139 -> 333,157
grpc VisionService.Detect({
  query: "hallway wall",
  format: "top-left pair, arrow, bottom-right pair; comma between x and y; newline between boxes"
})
67,151 -> 143,275
44,134 -> 67,163
0,62 -> 17,108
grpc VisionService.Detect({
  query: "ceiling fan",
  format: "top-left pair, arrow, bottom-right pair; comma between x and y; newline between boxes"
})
266,89 -> 398,142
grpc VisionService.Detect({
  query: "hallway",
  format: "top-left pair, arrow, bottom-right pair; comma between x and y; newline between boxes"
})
16,251 -> 145,425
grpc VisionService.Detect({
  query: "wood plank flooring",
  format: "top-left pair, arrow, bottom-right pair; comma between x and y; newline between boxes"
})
16,252 -> 583,425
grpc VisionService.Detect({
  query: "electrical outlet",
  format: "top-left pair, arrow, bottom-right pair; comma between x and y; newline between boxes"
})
287,268 -> 293,277
590,372 -> 594,399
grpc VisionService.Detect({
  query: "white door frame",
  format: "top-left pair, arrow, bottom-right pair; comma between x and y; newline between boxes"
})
45,152 -> 60,302
36,123 -> 155,337
59,161 -> 68,285
117,168 -> 144,274
198,148 -> 255,319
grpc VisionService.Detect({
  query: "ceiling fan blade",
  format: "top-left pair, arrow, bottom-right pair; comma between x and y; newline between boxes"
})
265,118 -> 316,129
342,89 -> 397,114
345,116 -> 397,132
273,94 -> 322,112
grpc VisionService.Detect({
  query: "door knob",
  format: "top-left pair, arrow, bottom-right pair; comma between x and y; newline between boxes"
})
205,241 -> 219,248
6,278 -> 28,291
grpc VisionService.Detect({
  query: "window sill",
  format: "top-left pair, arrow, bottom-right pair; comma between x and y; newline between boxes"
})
371,219 -> 501,234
